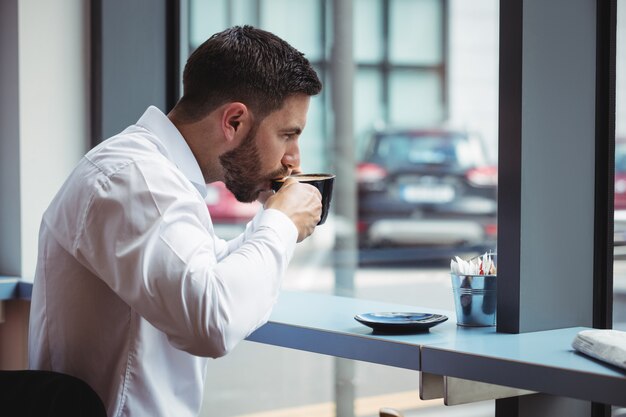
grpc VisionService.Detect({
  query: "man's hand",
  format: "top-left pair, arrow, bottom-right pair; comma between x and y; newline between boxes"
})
263,178 -> 322,242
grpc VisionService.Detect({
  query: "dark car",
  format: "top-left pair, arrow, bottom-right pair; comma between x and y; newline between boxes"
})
357,128 -> 498,250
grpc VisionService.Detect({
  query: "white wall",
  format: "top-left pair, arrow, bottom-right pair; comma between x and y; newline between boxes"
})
447,0 -> 500,162
449,0 -> 626,151
16,0 -> 89,279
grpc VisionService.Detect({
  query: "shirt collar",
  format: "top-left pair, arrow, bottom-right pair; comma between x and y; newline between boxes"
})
136,106 -> 207,197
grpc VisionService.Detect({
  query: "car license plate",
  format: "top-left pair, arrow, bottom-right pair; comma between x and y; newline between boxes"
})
402,184 -> 455,203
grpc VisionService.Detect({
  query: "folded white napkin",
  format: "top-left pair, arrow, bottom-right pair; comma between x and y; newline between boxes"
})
572,329 -> 626,370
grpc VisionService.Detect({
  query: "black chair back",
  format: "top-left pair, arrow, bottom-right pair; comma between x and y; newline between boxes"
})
0,370 -> 107,417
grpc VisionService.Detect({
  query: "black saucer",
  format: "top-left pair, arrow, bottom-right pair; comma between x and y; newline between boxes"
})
354,312 -> 448,334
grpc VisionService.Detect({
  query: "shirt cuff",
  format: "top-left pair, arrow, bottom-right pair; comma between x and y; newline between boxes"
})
258,208 -> 298,258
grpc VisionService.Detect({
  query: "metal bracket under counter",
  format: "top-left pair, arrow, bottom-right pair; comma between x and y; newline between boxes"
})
419,372 -> 535,406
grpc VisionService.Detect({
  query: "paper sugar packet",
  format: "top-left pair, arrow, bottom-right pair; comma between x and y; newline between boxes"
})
450,251 -> 497,276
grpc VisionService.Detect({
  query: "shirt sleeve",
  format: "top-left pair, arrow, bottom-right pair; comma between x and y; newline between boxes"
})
213,207 -> 263,261
214,207 -> 293,261
73,159 -> 298,357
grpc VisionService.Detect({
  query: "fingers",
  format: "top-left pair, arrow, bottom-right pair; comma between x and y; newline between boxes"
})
264,181 -> 322,242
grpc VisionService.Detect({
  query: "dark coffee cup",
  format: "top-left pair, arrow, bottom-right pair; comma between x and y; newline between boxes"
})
271,173 -> 335,225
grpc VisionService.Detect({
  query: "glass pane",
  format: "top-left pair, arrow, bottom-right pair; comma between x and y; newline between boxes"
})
230,0 -> 257,26
298,93 -> 327,173
389,70 -> 443,126
355,69 -> 384,156
615,8 -> 626,417
614,0 -> 626,334
187,0 -> 498,416
355,0 -> 383,62
389,0 -> 442,65
189,0 -> 226,48
260,0 -> 322,61
447,0 -> 500,161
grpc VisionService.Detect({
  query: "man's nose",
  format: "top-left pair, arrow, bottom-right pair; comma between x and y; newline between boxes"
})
281,144 -> 300,170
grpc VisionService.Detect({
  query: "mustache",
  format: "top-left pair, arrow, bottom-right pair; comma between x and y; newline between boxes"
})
269,166 -> 290,181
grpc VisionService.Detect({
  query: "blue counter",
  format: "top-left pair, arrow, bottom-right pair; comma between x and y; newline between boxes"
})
248,291 -> 626,407
0,277 -> 31,300
247,291 -> 492,371
6,281 -> 626,406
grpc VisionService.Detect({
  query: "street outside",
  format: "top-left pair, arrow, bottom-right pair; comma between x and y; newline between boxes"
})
201,225 -> 626,417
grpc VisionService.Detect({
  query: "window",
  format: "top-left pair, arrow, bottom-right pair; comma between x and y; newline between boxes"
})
189,1 -> 499,415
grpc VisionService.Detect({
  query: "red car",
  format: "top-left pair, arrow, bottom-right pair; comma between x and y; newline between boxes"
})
615,138 -> 626,211
205,182 -> 260,239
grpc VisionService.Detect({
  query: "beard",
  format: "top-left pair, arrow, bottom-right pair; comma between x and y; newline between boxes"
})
219,124 -> 289,203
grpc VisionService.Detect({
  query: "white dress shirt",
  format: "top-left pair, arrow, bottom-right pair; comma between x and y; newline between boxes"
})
28,106 -> 298,417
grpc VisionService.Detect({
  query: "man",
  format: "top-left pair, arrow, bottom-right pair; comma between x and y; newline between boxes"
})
28,26 -> 323,417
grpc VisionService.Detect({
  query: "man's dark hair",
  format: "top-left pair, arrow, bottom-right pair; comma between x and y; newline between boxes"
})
176,25 -> 322,122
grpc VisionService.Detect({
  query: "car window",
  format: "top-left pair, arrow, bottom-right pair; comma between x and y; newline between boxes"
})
372,133 -> 484,169
408,137 -> 456,164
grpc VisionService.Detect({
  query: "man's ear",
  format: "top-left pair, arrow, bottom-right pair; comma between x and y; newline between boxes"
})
221,102 -> 249,142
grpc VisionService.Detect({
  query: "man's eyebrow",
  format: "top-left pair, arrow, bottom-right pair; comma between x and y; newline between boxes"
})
281,127 -> 303,135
